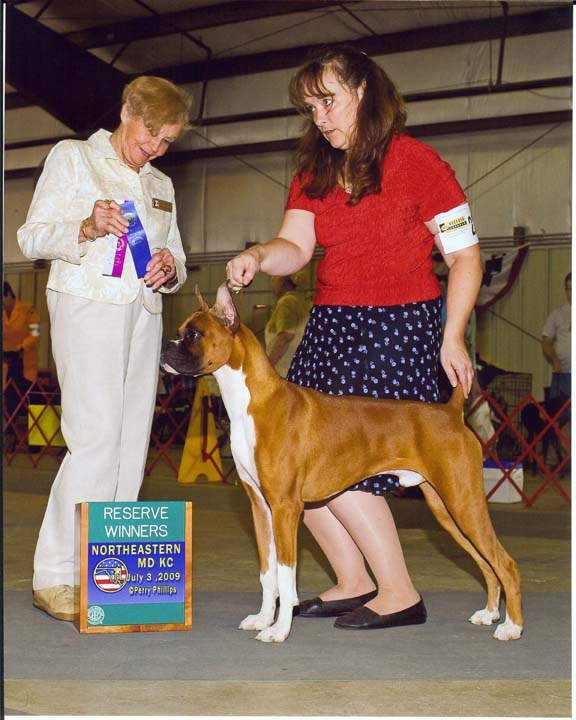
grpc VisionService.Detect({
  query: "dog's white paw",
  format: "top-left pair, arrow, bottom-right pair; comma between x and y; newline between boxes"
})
239,612 -> 274,631
469,607 -> 500,626
493,619 -> 523,641
255,623 -> 290,643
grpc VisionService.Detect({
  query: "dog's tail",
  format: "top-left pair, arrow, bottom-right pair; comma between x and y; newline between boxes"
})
448,383 -> 466,411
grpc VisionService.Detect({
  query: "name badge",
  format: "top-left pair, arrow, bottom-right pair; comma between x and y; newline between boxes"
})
152,198 -> 172,213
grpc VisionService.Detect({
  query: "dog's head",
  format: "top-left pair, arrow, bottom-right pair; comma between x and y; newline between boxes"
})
160,283 -> 240,376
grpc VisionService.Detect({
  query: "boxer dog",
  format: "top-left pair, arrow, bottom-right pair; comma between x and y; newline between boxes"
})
161,284 -> 522,643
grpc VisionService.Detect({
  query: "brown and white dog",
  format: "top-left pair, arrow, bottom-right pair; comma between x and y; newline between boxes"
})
161,284 -> 523,643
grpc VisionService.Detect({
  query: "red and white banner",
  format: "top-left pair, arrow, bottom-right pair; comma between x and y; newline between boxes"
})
477,244 -> 529,311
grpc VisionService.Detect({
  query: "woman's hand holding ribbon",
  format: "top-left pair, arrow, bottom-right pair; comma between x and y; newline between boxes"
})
83,199 -> 129,241
145,248 -> 177,290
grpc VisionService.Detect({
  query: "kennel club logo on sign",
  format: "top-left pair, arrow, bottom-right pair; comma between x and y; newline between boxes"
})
77,501 -> 192,633
93,558 -> 128,592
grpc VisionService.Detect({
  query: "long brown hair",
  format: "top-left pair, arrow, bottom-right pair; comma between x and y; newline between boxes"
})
289,46 -> 406,205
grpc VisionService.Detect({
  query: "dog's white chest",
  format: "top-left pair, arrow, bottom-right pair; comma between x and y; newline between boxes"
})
213,365 -> 260,486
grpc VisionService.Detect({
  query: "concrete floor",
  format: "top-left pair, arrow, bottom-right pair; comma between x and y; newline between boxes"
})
3,460 -> 572,718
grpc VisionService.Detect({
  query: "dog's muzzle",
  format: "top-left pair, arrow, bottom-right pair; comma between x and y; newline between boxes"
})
160,338 -> 190,375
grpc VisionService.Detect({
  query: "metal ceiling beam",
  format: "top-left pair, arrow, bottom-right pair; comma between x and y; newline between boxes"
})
5,6 -> 127,133
66,1 -> 341,49
6,75 -> 570,150
404,76 -> 572,103
6,110 -> 569,180
194,76 -> 572,127
6,6 -> 570,111
154,6 -> 572,83
154,110 -> 571,165
6,71 -> 571,115
5,93 -> 32,110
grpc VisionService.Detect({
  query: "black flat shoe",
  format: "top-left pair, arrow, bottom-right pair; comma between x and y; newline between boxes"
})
295,590 -> 378,618
334,597 -> 427,629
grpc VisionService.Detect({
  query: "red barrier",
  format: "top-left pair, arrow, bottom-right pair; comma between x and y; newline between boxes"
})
146,384 -> 196,477
5,378 -> 570,506
3,377 -> 65,467
465,390 -> 570,507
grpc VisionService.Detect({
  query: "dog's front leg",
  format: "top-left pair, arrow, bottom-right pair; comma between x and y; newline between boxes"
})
256,501 -> 302,643
238,482 -> 278,632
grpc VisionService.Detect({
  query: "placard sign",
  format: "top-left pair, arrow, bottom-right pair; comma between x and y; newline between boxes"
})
77,501 -> 192,633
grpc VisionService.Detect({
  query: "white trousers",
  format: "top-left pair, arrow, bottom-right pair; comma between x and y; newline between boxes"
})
33,290 -> 162,590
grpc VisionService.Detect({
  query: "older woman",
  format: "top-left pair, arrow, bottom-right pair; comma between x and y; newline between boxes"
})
18,76 -> 191,621
227,46 -> 482,630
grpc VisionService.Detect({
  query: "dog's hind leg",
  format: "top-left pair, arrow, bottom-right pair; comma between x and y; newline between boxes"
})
422,477 -> 523,640
238,482 -> 278,632
419,482 -> 502,625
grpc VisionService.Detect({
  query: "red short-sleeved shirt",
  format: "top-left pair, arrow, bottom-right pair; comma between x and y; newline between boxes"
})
286,134 -> 466,306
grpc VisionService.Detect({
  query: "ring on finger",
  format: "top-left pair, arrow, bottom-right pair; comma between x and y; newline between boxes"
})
161,265 -> 171,276
103,198 -> 113,207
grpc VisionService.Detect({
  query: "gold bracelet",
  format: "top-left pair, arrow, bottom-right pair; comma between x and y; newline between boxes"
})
80,218 -> 96,242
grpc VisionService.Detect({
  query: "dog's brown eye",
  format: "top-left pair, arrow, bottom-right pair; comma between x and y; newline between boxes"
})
185,327 -> 203,343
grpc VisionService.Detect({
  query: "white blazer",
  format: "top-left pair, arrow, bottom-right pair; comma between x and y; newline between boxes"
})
18,129 -> 187,314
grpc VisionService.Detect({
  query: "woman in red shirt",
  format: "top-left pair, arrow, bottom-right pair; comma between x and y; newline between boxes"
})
227,46 -> 482,630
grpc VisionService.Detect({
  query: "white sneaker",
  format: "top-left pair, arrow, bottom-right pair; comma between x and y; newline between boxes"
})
33,584 -> 79,621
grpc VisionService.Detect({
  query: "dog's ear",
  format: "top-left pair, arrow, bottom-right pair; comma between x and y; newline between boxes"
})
195,285 -> 209,312
211,283 -> 240,334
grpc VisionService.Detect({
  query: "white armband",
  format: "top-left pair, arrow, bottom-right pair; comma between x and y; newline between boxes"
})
434,202 -> 478,253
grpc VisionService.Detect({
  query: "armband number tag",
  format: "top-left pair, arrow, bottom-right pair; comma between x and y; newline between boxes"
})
434,203 -> 478,253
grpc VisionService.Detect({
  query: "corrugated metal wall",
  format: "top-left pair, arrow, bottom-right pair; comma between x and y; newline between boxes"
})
476,242 -> 571,399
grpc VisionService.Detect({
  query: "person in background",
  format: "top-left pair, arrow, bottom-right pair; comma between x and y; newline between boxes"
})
542,272 -> 571,400
18,75 -> 191,622
265,271 -> 312,377
3,281 -> 41,452
226,46 -> 482,630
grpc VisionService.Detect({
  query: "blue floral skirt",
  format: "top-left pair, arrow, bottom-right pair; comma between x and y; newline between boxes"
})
286,298 -> 442,494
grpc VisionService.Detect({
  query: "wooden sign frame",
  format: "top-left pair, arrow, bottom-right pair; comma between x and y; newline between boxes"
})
76,501 -> 192,633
